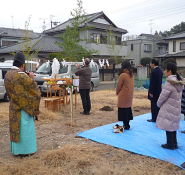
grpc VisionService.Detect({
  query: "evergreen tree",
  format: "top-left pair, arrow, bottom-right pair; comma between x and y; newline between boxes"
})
156,21 -> 185,37
154,31 -> 158,35
55,0 -> 99,62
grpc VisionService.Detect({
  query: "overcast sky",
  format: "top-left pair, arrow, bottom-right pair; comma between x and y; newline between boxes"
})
1,0 -> 185,36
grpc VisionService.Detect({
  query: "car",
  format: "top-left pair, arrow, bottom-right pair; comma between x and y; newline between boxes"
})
0,62 -> 13,102
34,62 -> 100,94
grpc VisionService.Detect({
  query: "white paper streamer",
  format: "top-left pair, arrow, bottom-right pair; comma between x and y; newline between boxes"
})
36,61 -> 40,68
99,59 -> 105,67
82,57 -> 85,64
66,86 -> 71,94
46,60 -> 50,68
90,59 -> 95,67
61,58 -> 67,67
51,58 -> 60,78
106,59 -> 109,67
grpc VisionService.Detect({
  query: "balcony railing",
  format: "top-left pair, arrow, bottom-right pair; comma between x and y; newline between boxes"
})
86,39 -> 122,45
156,50 -> 168,55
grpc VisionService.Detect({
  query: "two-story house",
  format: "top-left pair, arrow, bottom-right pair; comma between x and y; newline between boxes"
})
0,27 -> 40,48
162,32 -> 185,67
126,34 -> 168,66
45,11 -> 128,80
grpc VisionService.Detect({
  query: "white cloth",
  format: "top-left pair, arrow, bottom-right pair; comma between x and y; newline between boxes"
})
73,79 -> 79,86
51,58 -> 60,78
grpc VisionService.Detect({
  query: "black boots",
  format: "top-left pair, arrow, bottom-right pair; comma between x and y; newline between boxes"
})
161,131 -> 178,150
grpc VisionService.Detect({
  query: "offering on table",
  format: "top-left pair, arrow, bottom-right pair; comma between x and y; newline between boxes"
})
47,79 -> 55,84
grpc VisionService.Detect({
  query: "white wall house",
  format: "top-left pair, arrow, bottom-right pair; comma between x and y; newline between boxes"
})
158,32 -> 185,67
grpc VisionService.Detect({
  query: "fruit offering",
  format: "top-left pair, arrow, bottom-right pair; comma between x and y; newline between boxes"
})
47,81 -> 55,84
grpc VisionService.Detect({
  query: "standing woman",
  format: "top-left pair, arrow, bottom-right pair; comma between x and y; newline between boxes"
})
156,62 -> 185,150
116,61 -> 134,130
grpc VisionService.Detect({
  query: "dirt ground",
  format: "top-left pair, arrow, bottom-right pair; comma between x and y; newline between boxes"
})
0,90 -> 184,175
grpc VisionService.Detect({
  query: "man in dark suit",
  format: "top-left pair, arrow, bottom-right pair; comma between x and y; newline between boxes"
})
147,59 -> 163,122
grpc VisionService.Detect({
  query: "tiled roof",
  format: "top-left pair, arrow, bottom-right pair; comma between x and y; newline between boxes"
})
140,33 -> 168,44
167,51 -> 185,57
156,51 -> 185,58
45,11 -> 127,34
0,35 -> 63,54
0,27 -> 41,38
156,53 -> 168,58
164,31 -> 185,40
87,22 -> 127,33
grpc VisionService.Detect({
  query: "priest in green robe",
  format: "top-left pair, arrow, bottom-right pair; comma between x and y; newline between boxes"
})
4,52 -> 41,156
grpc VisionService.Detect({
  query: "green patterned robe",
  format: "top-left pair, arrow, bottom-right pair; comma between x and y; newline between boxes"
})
4,68 -> 41,143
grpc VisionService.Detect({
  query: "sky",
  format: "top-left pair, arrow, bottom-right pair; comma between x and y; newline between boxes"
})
0,0 -> 185,36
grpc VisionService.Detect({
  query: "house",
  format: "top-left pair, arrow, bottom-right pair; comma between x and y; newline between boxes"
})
157,31 -> 185,67
45,11 -> 128,80
0,35 -> 63,71
0,27 -> 40,48
126,34 -> 168,66
0,11 -> 128,80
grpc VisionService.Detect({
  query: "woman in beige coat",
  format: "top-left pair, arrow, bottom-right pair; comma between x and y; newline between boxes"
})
116,61 -> 134,130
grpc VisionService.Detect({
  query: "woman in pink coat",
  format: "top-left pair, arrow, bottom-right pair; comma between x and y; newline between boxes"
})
156,62 -> 185,150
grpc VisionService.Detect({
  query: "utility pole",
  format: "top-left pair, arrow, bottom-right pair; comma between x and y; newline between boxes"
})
149,20 -> 154,34
11,16 -> 14,29
50,15 -> 60,28
50,15 -> 55,28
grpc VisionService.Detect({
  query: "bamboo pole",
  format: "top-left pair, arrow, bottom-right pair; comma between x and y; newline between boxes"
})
75,87 -> 77,109
70,86 -> 73,126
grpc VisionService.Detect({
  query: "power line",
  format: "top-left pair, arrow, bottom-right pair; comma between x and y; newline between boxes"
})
115,5 -> 185,24
116,8 -> 185,26
107,0 -> 160,14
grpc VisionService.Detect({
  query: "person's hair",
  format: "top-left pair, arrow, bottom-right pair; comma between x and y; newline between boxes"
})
119,61 -> 133,77
164,62 -> 182,81
85,58 -> 90,65
13,60 -> 24,67
151,59 -> 159,66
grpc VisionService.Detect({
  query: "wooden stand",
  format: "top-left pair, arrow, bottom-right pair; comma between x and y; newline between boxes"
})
43,76 -> 78,112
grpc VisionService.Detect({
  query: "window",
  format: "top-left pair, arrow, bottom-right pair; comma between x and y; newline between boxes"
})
173,41 -> 176,52
36,63 -> 68,74
2,40 -> 18,46
180,42 -> 185,50
36,62 -> 52,74
72,65 -> 97,73
59,66 -> 68,74
71,65 -> 77,74
117,37 -> 121,45
93,34 -> 100,43
90,65 -> 97,73
131,44 -> 133,51
2,68 -> 11,79
100,34 -> 107,44
144,44 -> 152,52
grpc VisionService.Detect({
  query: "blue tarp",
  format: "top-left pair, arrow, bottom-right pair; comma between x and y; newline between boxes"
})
143,81 -> 166,89
77,113 -> 185,169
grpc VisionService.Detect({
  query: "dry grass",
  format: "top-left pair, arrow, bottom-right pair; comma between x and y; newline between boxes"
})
0,90 -> 184,175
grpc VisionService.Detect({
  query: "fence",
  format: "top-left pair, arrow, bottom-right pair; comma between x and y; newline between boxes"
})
114,75 -> 167,89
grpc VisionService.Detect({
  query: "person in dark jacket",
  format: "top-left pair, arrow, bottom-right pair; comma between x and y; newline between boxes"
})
75,58 -> 92,115
181,86 -> 185,116
181,86 -> 185,133
147,59 -> 163,122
